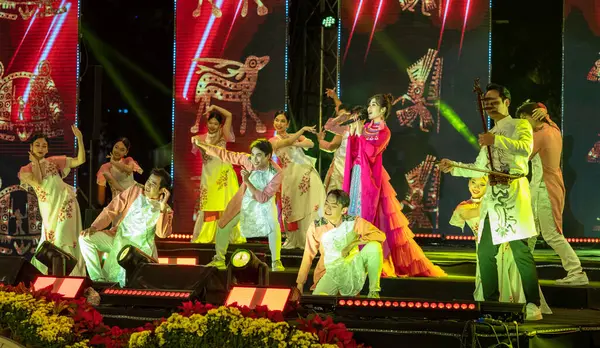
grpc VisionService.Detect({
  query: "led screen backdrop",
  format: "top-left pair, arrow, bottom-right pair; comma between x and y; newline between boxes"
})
173,0 -> 286,234
0,1 -> 79,256
563,0 -> 600,237
340,0 -> 490,234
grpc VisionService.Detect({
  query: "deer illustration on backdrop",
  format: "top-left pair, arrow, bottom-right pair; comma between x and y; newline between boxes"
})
192,56 -> 269,135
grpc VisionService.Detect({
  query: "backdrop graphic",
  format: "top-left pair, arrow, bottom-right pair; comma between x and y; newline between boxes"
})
173,0 -> 286,234
340,0 -> 490,234
563,0 -> 600,237
0,0 -> 79,256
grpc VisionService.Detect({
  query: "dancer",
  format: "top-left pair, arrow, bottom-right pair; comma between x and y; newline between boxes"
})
439,83 -> 542,320
343,94 -> 446,278
18,127 -> 86,276
97,137 -> 143,205
318,89 -> 353,192
451,177 -> 552,313
190,105 -> 244,244
296,190 -> 385,297
270,111 -> 326,249
79,169 -> 173,286
517,102 -> 588,285
199,139 -> 285,271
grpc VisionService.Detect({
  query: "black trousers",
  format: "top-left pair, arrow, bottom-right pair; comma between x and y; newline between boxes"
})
477,217 -> 541,306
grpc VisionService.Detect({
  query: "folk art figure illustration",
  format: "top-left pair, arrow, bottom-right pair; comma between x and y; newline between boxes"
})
394,49 -> 443,133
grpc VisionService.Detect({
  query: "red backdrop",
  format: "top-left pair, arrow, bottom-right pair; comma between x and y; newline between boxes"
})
173,0 -> 287,234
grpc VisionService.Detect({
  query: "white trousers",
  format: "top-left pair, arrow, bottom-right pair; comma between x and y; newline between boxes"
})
214,214 -> 282,263
78,232 -> 115,281
532,184 -> 582,275
313,241 -> 383,296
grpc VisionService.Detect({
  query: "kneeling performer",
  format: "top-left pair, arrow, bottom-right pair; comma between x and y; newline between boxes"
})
296,190 -> 385,298
79,168 -> 173,286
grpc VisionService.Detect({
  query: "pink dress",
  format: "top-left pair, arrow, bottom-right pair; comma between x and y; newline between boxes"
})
96,157 -> 143,200
343,121 -> 445,277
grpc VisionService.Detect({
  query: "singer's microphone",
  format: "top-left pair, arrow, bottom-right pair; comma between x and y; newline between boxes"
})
339,117 -> 359,126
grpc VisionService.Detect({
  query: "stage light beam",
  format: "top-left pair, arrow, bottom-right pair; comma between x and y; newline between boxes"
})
364,0 -> 385,62
342,0 -> 365,63
183,0 -> 226,99
459,0 -> 472,57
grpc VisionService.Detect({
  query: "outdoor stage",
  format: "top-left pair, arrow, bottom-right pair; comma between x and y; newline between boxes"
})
90,240 -> 600,348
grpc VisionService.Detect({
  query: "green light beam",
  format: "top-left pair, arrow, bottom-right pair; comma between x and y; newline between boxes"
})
83,27 -> 165,146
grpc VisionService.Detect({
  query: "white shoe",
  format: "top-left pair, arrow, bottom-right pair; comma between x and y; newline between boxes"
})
206,258 -> 226,270
525,303 -> 543,321
555,272 -> 589,286
271,260 -> 285,272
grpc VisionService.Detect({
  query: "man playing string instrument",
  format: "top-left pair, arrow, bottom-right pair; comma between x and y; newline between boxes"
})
439,83 -> 543,321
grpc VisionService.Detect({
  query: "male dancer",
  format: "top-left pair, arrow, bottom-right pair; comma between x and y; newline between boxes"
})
439,84 -> 542,320
79,168 -> 173,286
196,139 -> 285,271
517,102 -> 588,285
296,190 -> 385,298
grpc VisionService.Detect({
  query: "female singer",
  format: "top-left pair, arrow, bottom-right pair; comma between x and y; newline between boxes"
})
270,111 -> 326,249
18,126 -> 86,276
343,94 -> 446,277
97,137 -> 143,205
191,105 -> 244,244
451,177 -> 551,313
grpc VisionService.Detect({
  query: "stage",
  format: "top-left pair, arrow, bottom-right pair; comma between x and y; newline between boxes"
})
87,240 -> 600,348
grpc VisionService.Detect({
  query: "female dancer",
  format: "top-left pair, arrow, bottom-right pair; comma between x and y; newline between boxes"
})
343,94 -> 445,277
18,126 -> 86,276
191,105 -> 244,244
270,111 -> 326,249
97,137 -> 143,205
451,177 -> 551,313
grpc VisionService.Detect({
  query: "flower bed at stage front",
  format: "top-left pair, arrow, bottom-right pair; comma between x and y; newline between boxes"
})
0,284 -> 367,348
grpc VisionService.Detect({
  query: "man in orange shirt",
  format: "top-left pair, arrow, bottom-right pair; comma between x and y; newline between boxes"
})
518,102 -> 588,286
296,190 -> 385,298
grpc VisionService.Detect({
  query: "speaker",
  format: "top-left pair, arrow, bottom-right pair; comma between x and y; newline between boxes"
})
0,256 -> 42,286
127,264 -> 226,304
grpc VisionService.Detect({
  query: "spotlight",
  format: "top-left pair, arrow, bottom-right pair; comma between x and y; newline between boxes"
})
33,241 -> 78,276
322,15 -> 336,28
226,249 -> 269,289
117,245 -> 157,285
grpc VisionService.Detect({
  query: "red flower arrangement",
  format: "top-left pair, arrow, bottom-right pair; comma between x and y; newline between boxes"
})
0,283 -> 367,348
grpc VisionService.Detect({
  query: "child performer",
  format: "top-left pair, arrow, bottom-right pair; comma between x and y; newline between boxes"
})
190,105 -> 244,244
270,112 -> 326,250
450,177 -> 551,313
344,94 -> 445,277
198,139 -> 285,271
18,126 -> 86,276
97,137 -> 143,205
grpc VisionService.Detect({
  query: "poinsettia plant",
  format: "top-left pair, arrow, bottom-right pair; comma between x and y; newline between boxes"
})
0,283 -> 368,348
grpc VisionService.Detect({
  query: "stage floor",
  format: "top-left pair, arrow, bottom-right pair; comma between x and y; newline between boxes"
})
90,241 -> 600,348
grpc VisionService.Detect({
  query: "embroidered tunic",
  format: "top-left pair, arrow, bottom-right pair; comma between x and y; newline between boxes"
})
18,156 -> 86,276
270,135 -> 326,223
451,116 -> 537,245
297,216 -> 385,292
